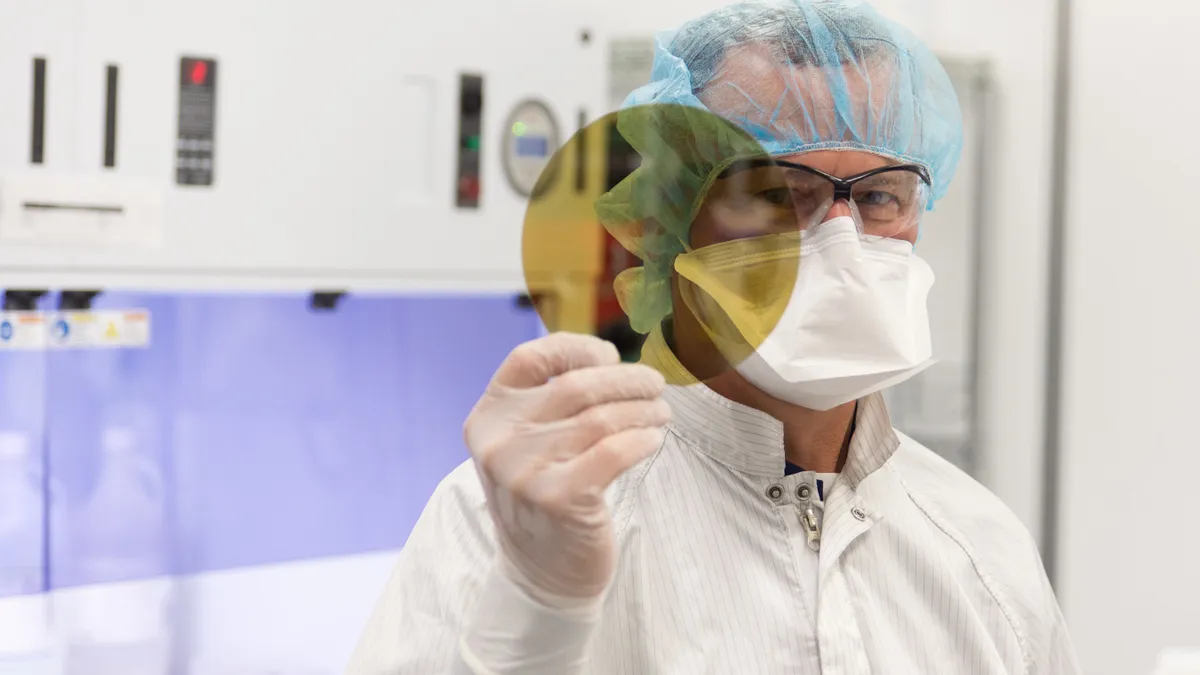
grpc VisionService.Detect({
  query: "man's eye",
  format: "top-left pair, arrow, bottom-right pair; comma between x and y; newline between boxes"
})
754,187 -> 792,206
856,190 -> 899,207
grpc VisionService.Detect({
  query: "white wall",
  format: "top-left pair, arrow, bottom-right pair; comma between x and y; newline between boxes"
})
1058,0 -> 1200,673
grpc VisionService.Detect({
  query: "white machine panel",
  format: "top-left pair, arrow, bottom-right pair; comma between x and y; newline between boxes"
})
0,1 -> 77,173
0,0 -> 604,291
0,173 -> 163,247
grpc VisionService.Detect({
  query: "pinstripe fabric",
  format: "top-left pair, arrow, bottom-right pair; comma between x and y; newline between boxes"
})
347,328 -> 1080,674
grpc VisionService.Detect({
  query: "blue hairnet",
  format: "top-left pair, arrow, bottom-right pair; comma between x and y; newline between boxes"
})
596,0 -> 964,334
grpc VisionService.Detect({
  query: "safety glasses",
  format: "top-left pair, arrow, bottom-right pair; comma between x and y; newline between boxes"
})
712,158 -> 932,240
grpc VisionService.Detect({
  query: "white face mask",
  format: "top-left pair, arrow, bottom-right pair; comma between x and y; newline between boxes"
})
675,216 -> 935,411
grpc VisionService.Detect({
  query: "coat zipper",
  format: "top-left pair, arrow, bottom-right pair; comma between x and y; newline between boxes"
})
800,505 -> 822,552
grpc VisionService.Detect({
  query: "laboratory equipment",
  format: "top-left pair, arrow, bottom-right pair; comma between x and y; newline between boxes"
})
0,2 -> 606,292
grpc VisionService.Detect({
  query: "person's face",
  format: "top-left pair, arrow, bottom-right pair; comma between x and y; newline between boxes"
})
666,45 -> 924,385
688,150 -> 914,249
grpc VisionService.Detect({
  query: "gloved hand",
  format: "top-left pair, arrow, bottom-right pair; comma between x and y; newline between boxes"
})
464,332 -> 670,606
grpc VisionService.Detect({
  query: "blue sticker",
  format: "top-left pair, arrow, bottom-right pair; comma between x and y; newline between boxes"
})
53,319 -> 70,340
0,320 -> 12,341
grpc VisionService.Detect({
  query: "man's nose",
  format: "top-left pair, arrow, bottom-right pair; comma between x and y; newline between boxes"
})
823,199 -> 853,221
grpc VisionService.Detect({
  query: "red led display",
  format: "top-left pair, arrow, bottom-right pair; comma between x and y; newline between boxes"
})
189,60 -> 209,86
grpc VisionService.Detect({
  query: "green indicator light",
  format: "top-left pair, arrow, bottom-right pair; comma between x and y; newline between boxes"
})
465,135 -> 481,151
512,122 -> 528,137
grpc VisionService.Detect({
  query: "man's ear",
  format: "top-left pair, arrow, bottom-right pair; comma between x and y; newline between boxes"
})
669,265 -> 734,382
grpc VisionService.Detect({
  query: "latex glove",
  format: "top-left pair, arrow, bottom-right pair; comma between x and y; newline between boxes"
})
464,332 -> 669,605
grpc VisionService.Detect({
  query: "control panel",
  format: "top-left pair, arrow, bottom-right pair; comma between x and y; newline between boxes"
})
176,57 -> 217,187
455,74 -> 483,209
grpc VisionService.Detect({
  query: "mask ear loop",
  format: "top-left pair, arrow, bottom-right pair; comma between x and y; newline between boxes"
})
914,182 -> 931,244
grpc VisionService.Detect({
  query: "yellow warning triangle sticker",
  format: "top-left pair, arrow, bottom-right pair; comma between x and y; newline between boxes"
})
104,321 -> 119,339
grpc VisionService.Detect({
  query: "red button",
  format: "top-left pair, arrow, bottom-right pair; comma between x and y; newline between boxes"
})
458,176 -> 480,201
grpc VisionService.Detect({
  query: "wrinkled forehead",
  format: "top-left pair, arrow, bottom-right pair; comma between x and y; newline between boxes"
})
694,41 -> 904,156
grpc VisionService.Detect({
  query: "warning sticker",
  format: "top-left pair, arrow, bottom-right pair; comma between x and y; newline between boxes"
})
49,310 -> 151,349
0,310 -> 150,350
0,312 -> 49,350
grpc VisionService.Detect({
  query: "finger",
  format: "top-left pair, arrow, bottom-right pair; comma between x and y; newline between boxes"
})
532,364 -> 666,421
469,396 -> 668,488
565,426 -> 668,490
491,333 -> 620,390
543,398 -> 671,460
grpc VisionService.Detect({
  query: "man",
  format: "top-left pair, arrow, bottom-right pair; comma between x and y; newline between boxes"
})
347,1 -> 1080,673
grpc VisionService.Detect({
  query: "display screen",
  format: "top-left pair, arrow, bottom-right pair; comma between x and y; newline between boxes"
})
516,136 -> 548,158
189,60 -> 210,86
